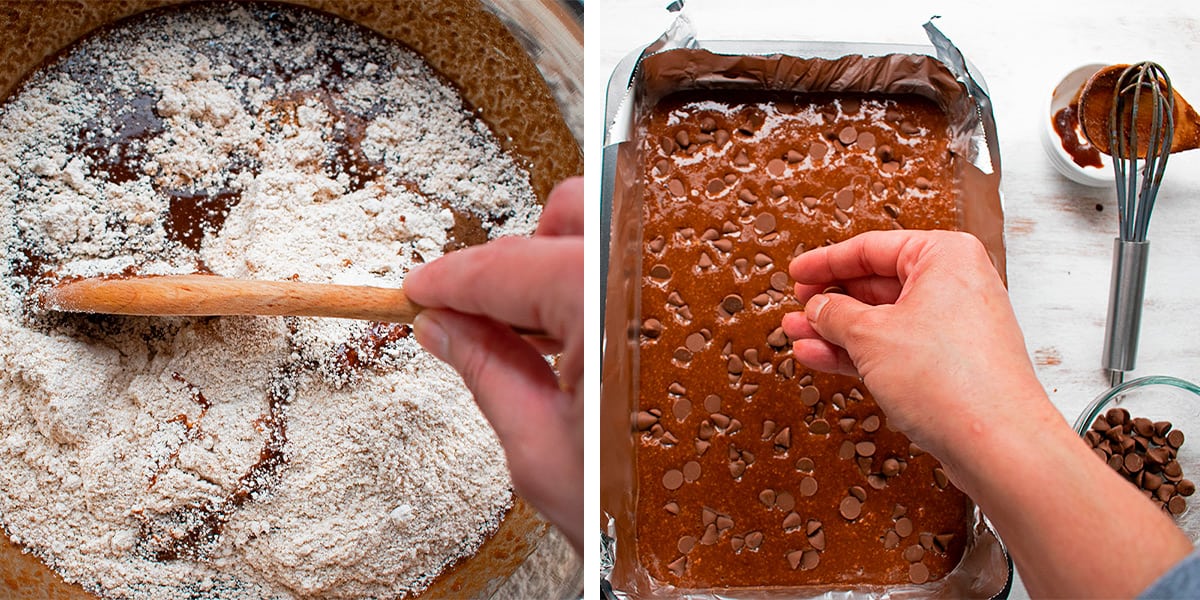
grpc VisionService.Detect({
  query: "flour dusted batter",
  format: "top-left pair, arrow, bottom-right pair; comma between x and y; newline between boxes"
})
0,3 -> 538,598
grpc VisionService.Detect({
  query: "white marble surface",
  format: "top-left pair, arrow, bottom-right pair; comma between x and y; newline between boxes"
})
587,1 -> 1200,597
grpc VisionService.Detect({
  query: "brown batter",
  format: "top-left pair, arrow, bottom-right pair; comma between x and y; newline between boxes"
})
636,90 -> 970,588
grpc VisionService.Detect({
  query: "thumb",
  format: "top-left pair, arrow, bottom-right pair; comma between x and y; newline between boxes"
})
804,293 -> 874,352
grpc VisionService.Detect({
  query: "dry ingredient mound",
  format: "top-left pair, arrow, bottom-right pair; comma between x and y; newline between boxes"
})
0,3 -> 541,599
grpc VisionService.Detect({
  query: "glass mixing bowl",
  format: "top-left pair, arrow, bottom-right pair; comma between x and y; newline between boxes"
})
1073,375 -> 1200,539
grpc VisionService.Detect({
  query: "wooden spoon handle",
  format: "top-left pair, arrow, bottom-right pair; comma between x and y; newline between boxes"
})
41,274 -> 423,323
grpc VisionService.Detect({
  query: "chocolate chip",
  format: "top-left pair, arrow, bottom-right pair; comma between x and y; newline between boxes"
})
711,413 -> 732,429
754,213 -> 777,235
649,264 -> 671,281
770,271 -> 790,292
934,533 -> 955,553
729,460 -> 746,479
717,514 -> 734,531
779,357 -> 796,379
801,549 -> 821,570
849,485 -> 867,502
834,186 -> 855,210
884,530 -> 900,549
861,415 -> 881,433
1180,479 -> 1196,496
933,467 -> 949,489
855,441 -> 876,457
734,150 -> 751,167
672,399 -> 691,422
714,238 -> 733,253
1168,429 -> 1186,449
868,474 -> 887,490
663,469 -> 684,490
1169,495 -> 1188,515
640,318 -> 663,339
774,428 -> 791,450
839,496 -> 862,520
664,501 -> 679,515
727,355 -> 744,375
883,203 -> 901,219
707,178 -> 726,195
667,555 -> 687,577
715,129 -> 730,147
881,161 -> 900,173
745,530 -> 764,549
673,347 -> 692,363
668,382 -> 686,396
903,544 -> 925,563
857,131 -> 876,150
914,176 -> 931,190
895,517 -> 914,538
800,476 -> 818,497
738,189 -> 759,204
668,179 -> 686,198
800,385 -> 820,407
770,184 -> 786,198
919,532 -> 934,550
767,158 -> 786,177
899,121 -> 920,136
1125,453 -> 1145,473
909,442 -> 925,457
766,327 -> 789,349
806,530 -> 825,552
809,141 -> 828,160
838,417 -> 856,433
755,488 -> 776,509
802,195 -> 819,209
787,550 -> 804,570
839,440 -> 856,460
782,512 -> 803,532
722,294 -> 744,314
838,126 -> 858,145
833,208 -> 849,226
700,523 -> 719,545
882,458 -> 902,477
908,562 -> 930,584
785,149 -> 804,164
635,411 -> 658,431
796,457 -> 814,472
809,419 -> 831,435
777,492 -> 796,512
674,129 -> 690,148
892,504 -> 907,519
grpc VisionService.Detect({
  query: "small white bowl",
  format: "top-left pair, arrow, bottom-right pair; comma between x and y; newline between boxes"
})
1041,63 -> 1113,187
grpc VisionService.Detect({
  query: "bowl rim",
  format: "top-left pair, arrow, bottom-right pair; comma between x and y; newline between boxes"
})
1072,375 -> 1200,436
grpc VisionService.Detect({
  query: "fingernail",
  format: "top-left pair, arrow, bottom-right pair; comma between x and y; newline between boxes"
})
805,294 -> 827,322
413,312 -> 449,362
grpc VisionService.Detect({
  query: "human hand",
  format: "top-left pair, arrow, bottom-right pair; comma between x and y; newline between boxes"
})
781,230 -> 1192,598
780,229 -> 1044,461
403,177 -> 583,552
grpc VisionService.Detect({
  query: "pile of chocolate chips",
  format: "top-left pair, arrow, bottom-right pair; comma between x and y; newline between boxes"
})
1085,408 -> 1194,515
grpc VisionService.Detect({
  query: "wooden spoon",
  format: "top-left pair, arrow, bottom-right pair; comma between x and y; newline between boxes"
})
39,274 -> 423,322
1078,64 -> 1200,155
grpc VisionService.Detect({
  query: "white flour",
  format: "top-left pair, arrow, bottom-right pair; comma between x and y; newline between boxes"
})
0,4 -> 538,598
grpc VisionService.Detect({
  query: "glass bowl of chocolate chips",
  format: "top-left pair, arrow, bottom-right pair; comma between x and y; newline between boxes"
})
1073,375 -> 1200,536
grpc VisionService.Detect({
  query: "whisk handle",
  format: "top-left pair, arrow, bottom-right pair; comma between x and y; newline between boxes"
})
1102,239 -> 1151,375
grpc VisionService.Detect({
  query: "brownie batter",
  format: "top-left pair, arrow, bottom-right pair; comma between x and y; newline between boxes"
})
636,90 -> 971,588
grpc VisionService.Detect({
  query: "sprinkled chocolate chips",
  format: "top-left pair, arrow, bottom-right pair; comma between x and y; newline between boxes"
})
1086,409 -> 1192,516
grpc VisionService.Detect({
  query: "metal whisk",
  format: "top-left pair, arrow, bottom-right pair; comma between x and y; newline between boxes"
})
1102,62 -> 1175,386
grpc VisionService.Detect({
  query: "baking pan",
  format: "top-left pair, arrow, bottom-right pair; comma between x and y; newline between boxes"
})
600,16 -> 1011,600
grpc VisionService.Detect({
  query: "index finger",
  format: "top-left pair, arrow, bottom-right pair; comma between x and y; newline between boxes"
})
788,229 -> 937,285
